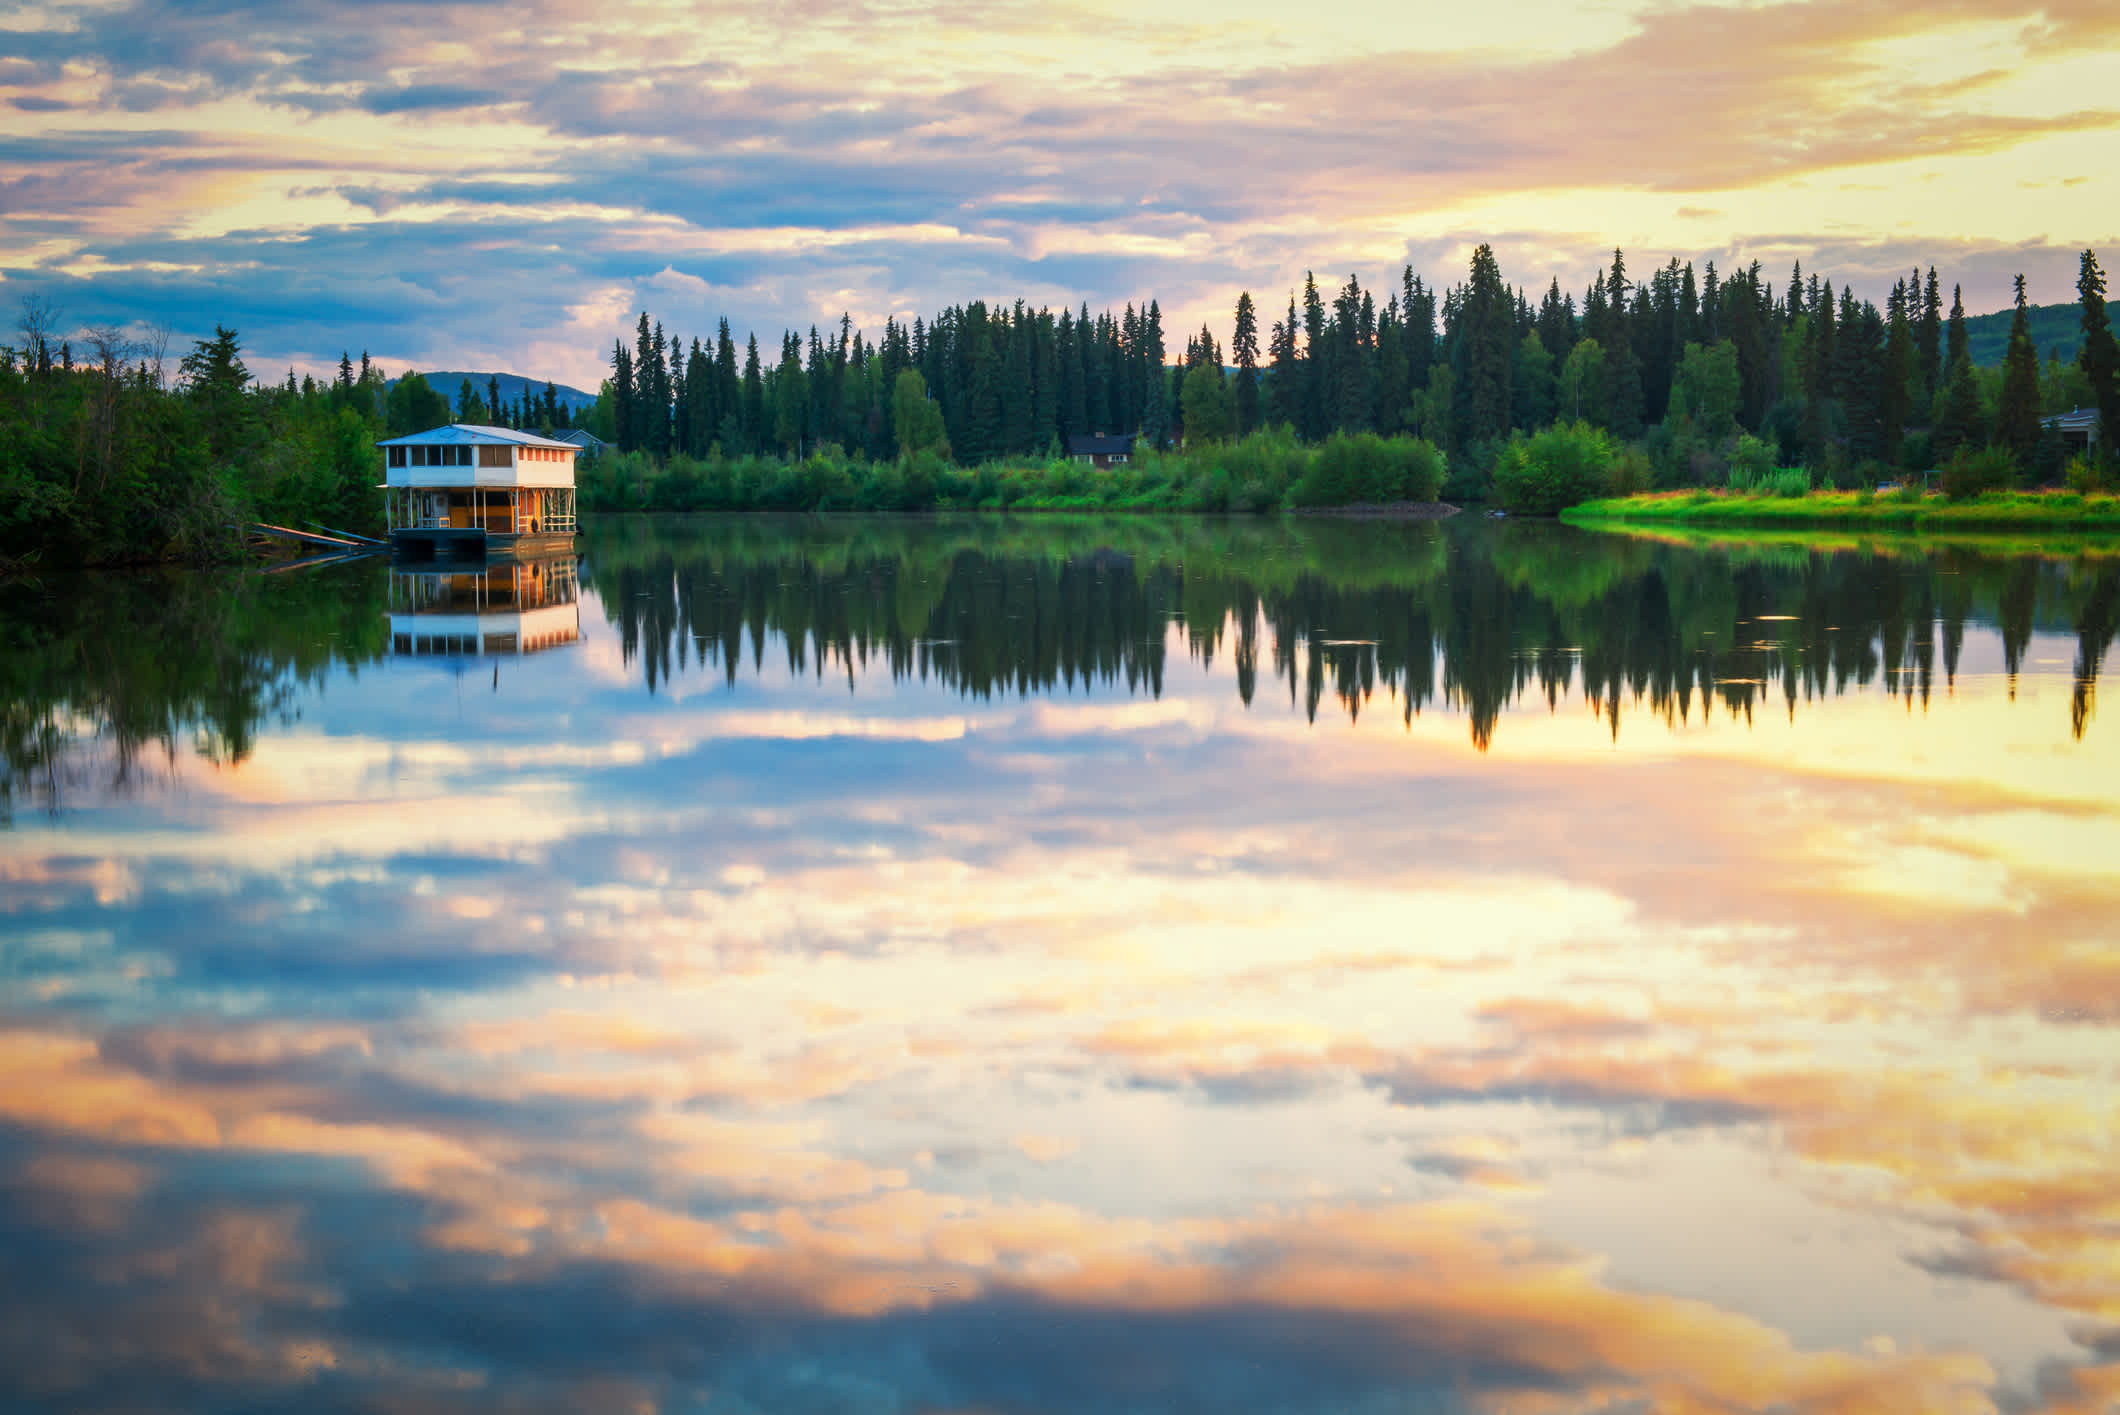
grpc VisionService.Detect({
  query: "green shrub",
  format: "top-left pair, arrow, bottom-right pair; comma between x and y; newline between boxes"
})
1606,443 -> 1653,496
1729,433 -> 1778,485
1768,467 -> 1810,497
1288,432 -> 1448,506
2065,454 -> 2104,495
1492,422 -> 1616,514
1940,444 -> 2020,500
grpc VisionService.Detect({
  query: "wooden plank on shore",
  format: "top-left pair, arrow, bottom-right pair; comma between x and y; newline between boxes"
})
246,522 -> 362,549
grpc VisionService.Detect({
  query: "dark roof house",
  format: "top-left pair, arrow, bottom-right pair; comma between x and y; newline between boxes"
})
1067,433 -> 1137,469
555,428 -> 609,454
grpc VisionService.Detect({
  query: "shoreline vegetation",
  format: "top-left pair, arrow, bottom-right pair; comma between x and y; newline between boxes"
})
1565,487 -> 2120,534
4,243 -> 2115,566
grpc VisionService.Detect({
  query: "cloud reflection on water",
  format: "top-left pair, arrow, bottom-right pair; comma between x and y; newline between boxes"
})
1,518 -> 2117,1413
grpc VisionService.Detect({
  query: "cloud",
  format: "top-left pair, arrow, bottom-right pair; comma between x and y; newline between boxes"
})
0,0 -> 2111,379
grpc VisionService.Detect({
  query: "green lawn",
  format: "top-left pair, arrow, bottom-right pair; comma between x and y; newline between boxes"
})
1562,488 -> 2120,535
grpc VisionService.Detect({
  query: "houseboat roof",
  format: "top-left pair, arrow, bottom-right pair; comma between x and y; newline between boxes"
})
375,424 -> 580,451
1066,433 -> 1137,456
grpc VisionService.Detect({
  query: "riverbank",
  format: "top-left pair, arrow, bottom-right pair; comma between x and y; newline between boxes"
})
1562,488 -> 2120,534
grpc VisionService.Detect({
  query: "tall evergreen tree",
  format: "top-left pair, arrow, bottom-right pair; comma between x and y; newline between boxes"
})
1403,269 -> 1437,408
610,339 -> 636,453
2078,249 -> 2119,462
741,334 -> 764,453
1300,273 -> 1327,440
1232,291 -> 1260,436
1268,296 -> 1299,430
1917,267 -> 1943,405
1881,280 -> 1913,463
1140,300 -> 1169,448
1030,309 -> 1058,454
1452,244 -> 1514,448
1056,308 -> 1084,441
1935,352 -> 1984,465
1946,285 -> 1969,369
1998,274 -> 2043,466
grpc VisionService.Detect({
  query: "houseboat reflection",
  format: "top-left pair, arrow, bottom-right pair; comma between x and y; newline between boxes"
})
388,556 -> 581,659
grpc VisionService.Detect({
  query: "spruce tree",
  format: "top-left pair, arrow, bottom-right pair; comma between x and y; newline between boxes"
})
1452,244 -> 1514,448
1934,354 -> 1984,465
1300,273 -> 1327,440
1056,308 -> 1083,441
1881,280 -> 1912,463
741,334 -> 764,453
1917,267 -> 1943,404
1998,274 -> 2043,466
2078,249 -> 2119,462
1140,300 -> 1169,448
1268,297 -> 1299,430
1232,291 -> 1260,436
611,340 -> 635,452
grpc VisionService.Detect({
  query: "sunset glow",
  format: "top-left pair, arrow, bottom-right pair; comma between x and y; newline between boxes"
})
4,0 -> 2117,384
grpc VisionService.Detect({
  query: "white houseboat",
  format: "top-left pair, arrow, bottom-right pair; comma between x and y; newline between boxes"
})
379,424 -> 580,560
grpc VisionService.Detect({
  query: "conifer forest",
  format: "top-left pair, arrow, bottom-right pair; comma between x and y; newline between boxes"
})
4,244 -> 2117,566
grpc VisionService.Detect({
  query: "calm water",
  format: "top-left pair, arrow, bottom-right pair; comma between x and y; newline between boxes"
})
2,514 -> 2117,1415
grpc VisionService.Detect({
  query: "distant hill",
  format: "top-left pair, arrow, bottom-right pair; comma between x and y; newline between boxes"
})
390,371 -> 601,414
1965,300 -> 2118,367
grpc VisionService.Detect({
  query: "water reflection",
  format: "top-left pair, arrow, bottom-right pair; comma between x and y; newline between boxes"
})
1,516 -> 2117,1415
588,516 -> 2120,747
388,556 -> 583,659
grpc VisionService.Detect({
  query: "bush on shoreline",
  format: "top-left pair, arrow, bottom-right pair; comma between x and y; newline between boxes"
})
577,427 -> 1453,516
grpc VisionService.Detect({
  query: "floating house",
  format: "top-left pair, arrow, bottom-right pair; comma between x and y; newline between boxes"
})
378,424 -> 579,560
389,556 -> 581,659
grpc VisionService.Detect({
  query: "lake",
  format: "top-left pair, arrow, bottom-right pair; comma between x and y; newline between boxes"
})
2,514 -> 2116,1414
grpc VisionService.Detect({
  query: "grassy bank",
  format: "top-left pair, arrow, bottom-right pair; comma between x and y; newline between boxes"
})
1562,488 -> 2120,535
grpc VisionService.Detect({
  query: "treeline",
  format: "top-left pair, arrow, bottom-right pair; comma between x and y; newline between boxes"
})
590,302 -> 1178,465
590,245 -> 2120,511
0,308 -> 578,566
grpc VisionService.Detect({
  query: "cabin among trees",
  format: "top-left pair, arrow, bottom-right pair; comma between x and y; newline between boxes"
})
1067,433 -> 1136,469
2041,407 -> 2100,456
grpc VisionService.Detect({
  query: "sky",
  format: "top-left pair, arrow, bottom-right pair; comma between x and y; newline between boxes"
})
2,0 -> 2118,390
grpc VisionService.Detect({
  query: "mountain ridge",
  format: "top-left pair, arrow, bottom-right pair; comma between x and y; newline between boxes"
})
387,370 -> 600,414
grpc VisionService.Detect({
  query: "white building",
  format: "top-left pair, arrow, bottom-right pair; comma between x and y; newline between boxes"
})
378,424 -> 579,560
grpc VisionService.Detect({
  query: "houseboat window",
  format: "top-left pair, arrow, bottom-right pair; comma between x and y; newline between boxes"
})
387,447 -> 406,467
479,445 -> 510,467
